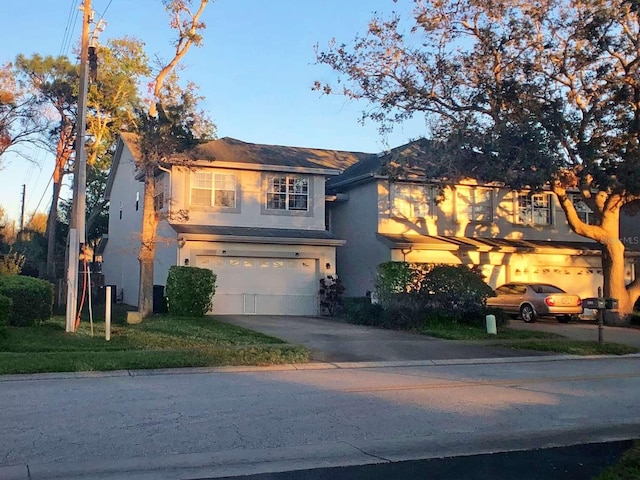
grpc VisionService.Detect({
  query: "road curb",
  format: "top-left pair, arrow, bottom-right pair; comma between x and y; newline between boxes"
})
1,424 -> 639,479
1,353 -> 638,382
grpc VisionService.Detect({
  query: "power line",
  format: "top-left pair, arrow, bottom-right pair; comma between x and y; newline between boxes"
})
97,0 -> 114,23
59,0 -> 82,57
30,169 -> 54,216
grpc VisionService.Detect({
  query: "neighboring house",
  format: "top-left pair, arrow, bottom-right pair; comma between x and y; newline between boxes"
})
327,139 -> 638,300
620,207 -> 640,255
101,133 -> 368,315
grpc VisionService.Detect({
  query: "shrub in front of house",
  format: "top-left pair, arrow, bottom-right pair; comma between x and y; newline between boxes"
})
0,294 -> 12,325
0,294 -> 11,339
417,264 -> 494,322
374,262 -> 495,327
0,275 -> 54,327
343,297 -> 385,326
319,276 -> 345,316
165,266 -> 217,317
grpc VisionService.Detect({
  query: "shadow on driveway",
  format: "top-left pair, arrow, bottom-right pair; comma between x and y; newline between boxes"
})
215,315 -> 551,362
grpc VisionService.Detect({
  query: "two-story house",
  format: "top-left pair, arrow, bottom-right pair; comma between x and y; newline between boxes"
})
101,133 -> 369,315
327,139 -> 637,300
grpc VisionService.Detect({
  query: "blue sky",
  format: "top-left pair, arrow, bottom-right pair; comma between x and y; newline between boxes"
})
0,0 -> 425,223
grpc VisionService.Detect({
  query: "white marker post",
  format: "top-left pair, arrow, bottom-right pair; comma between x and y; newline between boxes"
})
105,286 -> 111,342
485,314 -> 497,335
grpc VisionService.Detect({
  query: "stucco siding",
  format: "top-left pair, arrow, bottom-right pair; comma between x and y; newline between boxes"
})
170,167 -> 327,231
330,181 -> 389,297
103,145 -> 178,307
378,183 -> 601,244
102,145 -> 142,306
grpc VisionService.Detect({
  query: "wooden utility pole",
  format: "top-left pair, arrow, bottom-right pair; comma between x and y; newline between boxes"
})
65,0 -> 91,333
19,184 -> 25,232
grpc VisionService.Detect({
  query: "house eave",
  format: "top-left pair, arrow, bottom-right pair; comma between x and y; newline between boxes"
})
104,139 -> 125,200
171,224 -> 346,247
178,233 -> 345,247
328,173 -> 385,192
177,160 -> 342,176
378,234 -> 610,256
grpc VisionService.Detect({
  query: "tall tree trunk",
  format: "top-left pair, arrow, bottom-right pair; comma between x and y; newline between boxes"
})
45,180 -> 62,279
45,125 -> 73,279
602,240 -> 634,325
554,189 -> 638,323
137,164 -> 158,317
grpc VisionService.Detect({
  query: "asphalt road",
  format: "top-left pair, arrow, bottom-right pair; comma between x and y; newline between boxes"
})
212,441 -> 635,480
1,355 -> 639,479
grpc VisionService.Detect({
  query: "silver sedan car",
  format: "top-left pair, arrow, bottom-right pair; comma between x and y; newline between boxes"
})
486,282 -> 583,323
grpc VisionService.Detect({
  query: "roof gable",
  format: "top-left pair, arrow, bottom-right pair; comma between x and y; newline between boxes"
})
328,138 -> 433,191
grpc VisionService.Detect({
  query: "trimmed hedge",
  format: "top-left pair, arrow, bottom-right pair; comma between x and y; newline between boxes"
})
0,275 -> 54,327
343,297 -> 509,330
343,297 -> 384,326
165,266 -> 217,317
372,262 -> 497,328
0,294 -> 12,326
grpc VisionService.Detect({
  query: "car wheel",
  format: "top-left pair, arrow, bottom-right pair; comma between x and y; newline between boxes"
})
520,304 -> 536,323
557,315 -> 571,323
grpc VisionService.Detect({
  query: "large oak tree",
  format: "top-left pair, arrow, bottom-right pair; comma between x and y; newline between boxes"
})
135,0 -> 212,318
315,0 -> 640,321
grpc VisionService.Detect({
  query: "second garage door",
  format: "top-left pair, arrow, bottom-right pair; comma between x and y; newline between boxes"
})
195,256 -> 319,315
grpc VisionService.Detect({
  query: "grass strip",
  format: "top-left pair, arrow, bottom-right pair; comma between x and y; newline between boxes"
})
593,440 -> 640,480
0,345 -> 308,375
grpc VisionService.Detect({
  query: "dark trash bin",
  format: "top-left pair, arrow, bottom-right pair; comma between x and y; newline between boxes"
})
153,285 -> 168,313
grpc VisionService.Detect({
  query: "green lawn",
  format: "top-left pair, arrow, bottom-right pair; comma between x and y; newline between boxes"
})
593,440 -> 640,480
416,321 -> 638,356
3,305 -> 638,375
0,306 -> 308,374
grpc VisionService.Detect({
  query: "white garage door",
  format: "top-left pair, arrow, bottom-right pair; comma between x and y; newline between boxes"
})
195,256 -> 319,315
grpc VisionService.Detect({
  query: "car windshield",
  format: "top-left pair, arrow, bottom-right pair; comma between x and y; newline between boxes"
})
530,284 -> 565,294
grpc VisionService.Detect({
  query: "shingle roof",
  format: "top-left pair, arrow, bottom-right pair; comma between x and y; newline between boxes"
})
170,136 -> 370,171
116,133 -> 371,171
328,138 -> 433,191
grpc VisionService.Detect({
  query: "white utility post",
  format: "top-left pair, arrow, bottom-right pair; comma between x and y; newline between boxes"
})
105,286 -> 111,341
65,0 -> 91,333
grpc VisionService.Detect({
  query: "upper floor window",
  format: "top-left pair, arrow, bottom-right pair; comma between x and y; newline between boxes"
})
457,187 -> 493,223
191,171 -> 236,208
266,176 -> 309,211
391,184 -> 436,219
517,193 -> 553,226
569,194 -> 597,225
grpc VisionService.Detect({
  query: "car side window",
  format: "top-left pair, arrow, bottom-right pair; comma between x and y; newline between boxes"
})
513,285 -> 527,295
539,285 -> 564,293
496,285 -> 512,295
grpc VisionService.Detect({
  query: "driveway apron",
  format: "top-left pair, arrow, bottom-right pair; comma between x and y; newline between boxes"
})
215,315 -> 550,362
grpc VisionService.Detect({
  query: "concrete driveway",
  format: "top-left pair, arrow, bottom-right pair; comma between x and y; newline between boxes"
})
216,315 -> 550,362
